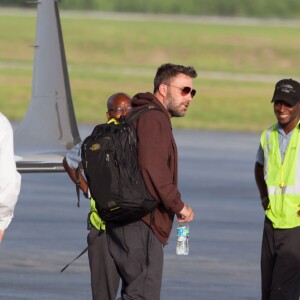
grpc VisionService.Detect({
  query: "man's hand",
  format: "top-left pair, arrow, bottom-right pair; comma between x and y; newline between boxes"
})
84,187 -> 91,199
261,196 -> 270,211
177,204 -> 194,222
0,230 -> 5,242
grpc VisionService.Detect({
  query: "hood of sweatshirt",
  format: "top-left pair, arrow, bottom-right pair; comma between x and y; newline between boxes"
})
131,92 -> 170,120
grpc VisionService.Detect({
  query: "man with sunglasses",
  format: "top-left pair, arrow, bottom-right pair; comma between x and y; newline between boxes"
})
63,92 -> 132,300
255,79 -> 300,300
106,63 -> 197,300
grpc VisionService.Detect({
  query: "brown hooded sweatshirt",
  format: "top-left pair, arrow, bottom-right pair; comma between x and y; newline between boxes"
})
131,92 -> 185,245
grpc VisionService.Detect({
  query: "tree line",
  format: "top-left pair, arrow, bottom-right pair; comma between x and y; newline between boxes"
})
2,0 -> 300,18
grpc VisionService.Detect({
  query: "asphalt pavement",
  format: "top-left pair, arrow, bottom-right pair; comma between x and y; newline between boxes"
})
0,128 -> 264,300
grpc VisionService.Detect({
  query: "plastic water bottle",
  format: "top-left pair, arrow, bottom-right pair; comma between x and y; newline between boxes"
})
176,222 -> 189,255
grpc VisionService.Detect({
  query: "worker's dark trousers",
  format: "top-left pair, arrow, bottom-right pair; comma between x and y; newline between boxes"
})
261,217 -> 300,300
106,220 -> 163,300
88,227 -> 120,300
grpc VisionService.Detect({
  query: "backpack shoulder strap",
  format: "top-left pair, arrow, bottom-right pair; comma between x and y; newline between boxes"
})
123,105 -> 161,146
125,105 -> 161,124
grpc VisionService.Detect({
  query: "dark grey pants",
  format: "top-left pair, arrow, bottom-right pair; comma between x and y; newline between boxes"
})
261,218 -> 300,300
106,220 -> 163,300
88,227 -> 120,300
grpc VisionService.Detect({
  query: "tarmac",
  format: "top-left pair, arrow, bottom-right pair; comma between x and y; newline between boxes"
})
0,128 -> 264,300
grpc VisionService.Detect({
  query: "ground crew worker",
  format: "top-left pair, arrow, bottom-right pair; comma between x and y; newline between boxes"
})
255,78 -> 300,300
63,92 -> 132,300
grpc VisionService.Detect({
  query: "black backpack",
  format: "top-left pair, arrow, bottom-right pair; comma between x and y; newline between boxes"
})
81,105 -> 159,224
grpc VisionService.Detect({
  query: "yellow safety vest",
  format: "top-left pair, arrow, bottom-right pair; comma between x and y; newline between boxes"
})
89,117 -> 120,231
89,198 -> 105,231
261,122 -> 300,228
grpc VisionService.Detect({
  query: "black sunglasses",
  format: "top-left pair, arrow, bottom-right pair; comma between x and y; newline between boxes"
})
165,84 -> 196,98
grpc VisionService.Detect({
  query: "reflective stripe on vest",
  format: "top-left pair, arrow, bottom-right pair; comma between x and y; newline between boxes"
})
261,123 -> 300,228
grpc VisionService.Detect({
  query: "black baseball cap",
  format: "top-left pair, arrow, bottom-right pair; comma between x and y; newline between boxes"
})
271,78 -> 300,105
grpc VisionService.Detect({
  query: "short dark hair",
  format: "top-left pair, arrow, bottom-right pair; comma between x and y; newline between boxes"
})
153,63 -> 197,93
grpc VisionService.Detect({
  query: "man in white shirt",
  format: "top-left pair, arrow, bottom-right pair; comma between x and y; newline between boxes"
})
0,112 -> 21,242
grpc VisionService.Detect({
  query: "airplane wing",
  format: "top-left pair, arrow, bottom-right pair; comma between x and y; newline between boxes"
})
14,0 -> 81,173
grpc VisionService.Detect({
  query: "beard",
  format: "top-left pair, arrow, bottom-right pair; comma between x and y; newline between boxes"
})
164,90 -> 186,117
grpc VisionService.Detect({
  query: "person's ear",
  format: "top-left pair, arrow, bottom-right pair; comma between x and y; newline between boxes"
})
106,111 -> 110,121
158,83 -> 167,97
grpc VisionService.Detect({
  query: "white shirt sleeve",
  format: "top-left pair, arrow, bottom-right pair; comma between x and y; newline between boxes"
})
0,113 -> 21,230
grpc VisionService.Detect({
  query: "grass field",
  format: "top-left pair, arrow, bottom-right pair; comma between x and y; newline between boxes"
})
1,10 -> 300,131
